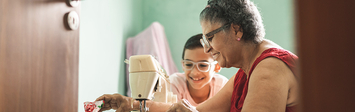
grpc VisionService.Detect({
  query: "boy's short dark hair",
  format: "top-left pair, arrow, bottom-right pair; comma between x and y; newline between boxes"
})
182,34 -> 203,59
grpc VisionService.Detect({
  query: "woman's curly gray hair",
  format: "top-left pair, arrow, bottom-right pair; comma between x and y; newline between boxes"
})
200,0 -> 265,44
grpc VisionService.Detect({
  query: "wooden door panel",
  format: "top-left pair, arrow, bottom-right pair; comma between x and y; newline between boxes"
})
296,0 -> 355,111
0,0 -> 79,111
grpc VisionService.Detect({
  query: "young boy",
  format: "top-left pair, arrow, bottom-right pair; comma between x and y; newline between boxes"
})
169,33 -> 228,106
95,34 -> 228,111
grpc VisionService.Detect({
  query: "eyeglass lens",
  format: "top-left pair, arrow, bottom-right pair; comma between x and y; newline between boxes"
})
200,35 -> 210,51
183,61 -> 211,72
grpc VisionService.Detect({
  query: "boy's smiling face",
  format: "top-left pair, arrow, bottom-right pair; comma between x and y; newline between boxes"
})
183,48 -> 216,90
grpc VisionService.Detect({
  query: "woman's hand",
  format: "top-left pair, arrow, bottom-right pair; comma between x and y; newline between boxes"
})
95,94 -> 134,112
166,99 -> 198,112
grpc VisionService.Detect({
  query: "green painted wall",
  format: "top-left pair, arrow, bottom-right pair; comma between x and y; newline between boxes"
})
141,0 -> 295,79
253,0 -> 295,52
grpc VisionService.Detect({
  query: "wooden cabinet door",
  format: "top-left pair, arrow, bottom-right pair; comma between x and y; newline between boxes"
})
296,0 -> 355,111
0,0 -> 79,111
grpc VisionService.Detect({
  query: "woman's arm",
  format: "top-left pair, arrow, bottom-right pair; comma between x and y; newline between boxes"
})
134,100 -> 172,112
195,74 -> 236,112
242,57 -> 294,112
96,94 -> 173,112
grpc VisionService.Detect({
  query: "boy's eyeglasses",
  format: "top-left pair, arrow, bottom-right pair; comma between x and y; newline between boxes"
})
182,60 -> 218,72
200,23 -> 231,50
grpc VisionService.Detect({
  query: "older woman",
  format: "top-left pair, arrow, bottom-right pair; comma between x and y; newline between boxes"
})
168,0 -> 299,112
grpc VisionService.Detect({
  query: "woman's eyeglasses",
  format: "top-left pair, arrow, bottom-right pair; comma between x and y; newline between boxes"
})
200,23 -> 231,51
182,60 -> 218,72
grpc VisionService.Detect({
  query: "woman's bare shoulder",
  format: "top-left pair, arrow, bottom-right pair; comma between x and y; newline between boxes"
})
260,39 -> 283,50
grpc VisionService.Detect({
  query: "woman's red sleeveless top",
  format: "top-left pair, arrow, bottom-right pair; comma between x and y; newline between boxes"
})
230,48 -> 298,112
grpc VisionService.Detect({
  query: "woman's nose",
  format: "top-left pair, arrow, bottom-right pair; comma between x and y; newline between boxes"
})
203,45 -> 212,53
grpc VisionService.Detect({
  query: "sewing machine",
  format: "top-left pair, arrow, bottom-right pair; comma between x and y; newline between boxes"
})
128,55 -> 177,112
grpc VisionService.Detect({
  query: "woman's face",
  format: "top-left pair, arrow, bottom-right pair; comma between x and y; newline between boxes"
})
200,21 -> 234,68
183,48 -> 216,90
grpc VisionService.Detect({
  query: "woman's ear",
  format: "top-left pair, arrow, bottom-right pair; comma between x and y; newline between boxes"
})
214,63 -> 222,73
231,23 -> 243,40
